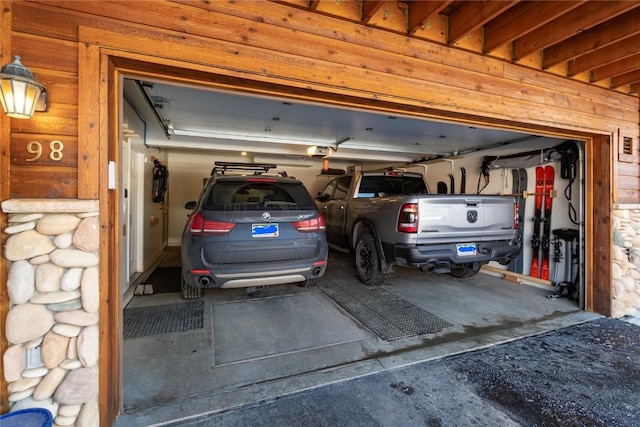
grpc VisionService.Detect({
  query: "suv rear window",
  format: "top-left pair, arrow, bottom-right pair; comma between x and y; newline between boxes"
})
203,180 -> 317,211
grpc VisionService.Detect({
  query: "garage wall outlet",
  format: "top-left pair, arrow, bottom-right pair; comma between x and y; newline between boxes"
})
26,346 -> 43,369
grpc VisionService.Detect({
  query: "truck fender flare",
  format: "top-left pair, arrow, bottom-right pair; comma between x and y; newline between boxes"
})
351,221 -> 390,272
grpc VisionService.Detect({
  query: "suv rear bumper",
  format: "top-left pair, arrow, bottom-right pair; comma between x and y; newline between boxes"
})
183,262 -> 327,289
388,240 -> 521,269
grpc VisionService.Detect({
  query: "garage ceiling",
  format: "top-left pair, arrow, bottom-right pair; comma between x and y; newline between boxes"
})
124,79 -> 566,163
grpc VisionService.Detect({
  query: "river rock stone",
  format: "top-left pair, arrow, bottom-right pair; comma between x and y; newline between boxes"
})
29,254 -> 51,265
8,213 -> 44,223
3,344 -> 25,382
5,221 -> 36,234
54,310 -> 99,327
42,332 -> 70,369
77,325 -> 99,368
5,230 -> 56,261
36,214 -> 81,235
47,299 -> 83,312
53,323 -> 83,338
60,359 -> 82,370
53,366 -> 98,405
8,377 -> 40,393
6,304 -> 54,344
81,267 -> 99,313
8,260 -> 35,305
34,367 -> 67,401
73,217 -> 99,252
58,404 -> 82,417
35,263 -> 65,293
54,232 -> 73,249
51,249 -> 98,268
31,290 -> 81,305
60,267 -> 84,291
8,388 -> 34,401
67,337 -> 78,360
55,415 -> 77,426
22,367 -> 49,378
76,398 -> 99,427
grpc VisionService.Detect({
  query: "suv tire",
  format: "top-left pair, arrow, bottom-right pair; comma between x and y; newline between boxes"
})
181,279 -> 203,299
355,230 -> 384,286
299,277 -> 320,288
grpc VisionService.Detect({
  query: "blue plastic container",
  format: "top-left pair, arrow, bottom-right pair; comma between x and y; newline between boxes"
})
0,408 -> 53,427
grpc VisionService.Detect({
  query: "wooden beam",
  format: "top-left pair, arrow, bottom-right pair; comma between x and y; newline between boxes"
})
591,53 -> 640,82
448,0 -> 517,45
513,1 -> 637,61
610,69 -> 640,89
543,8 -> 640,69
362,0 -> 385,22
407,0 -> 451,34
568,33 -> 640,76
484,1 -> 583,54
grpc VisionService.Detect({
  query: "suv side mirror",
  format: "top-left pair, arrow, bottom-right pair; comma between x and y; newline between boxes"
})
184,201 -> 197,210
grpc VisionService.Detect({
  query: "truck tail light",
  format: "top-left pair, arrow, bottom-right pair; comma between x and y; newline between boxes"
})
189,213 -> 235,235
397,203 -> 418,233
293,214 -> 326,232
514,202 -> 519,230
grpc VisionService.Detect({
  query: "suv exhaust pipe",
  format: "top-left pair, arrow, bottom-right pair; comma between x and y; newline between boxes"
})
199,276 -> 213,287
312,267 -> 322,276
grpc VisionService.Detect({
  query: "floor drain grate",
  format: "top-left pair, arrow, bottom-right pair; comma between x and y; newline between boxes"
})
319,278 -> 453,341
123,300 -> 204,339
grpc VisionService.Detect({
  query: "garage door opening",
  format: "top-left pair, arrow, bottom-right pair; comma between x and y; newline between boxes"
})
114,73 -> 592,423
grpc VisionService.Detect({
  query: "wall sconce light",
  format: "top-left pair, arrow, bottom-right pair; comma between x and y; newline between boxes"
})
0,56 -> 47,119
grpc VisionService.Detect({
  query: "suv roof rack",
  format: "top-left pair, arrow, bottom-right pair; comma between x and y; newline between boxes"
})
211,161 -> 287,177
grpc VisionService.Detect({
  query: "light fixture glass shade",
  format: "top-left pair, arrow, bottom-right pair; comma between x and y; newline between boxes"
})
0,56 -> 45,119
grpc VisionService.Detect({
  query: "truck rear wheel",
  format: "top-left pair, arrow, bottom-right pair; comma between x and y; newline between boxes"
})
449,265 -> 480,279
355,230 -> 384,286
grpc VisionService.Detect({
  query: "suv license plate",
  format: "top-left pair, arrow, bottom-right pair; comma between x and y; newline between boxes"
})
252,223 -> 279,238
456,243 -> 477,256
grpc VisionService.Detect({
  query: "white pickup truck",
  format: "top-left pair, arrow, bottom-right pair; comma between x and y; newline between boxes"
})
316,169 -> 521,285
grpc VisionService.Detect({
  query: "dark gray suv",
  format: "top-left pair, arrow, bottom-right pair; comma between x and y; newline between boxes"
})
180,162 -> 328,299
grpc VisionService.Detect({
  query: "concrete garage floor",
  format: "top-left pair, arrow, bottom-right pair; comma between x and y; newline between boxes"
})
116,248 -> 599,426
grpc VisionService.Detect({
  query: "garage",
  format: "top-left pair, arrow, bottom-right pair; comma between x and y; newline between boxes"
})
113,77 -> 592,424
2,2 -> 638,426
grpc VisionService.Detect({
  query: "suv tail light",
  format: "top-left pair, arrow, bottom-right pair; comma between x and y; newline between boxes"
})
293,214 -> 326,232
514,202 -> 519,230
189,213 -> 235,235
397,203 -> 418,233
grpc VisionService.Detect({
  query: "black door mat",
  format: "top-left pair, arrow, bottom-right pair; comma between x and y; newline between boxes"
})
123,300 -> 204,339
143,266 -> 182,294
319,278 -> 453,341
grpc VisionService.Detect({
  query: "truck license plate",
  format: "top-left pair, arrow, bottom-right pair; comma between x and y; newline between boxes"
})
252,223 -> 279,238
456,243 -> 477,256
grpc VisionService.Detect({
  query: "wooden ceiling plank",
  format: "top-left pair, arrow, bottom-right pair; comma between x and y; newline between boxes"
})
591,53 -> 640,82
484,1 -> 583,54
362,0 -> 385,22
448,0 -> 517,44
407,0 -> 452,34
513,1 -> 639,61
569,33 -> 640,76
543,8 -> 640,69
610,69 -> 640,89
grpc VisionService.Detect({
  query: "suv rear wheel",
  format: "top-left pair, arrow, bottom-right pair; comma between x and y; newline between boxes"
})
181,278 -> 203,299
355,230 -> 384,286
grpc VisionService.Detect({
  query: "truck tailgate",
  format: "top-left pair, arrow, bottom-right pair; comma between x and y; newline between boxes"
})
417,196 -> 516,244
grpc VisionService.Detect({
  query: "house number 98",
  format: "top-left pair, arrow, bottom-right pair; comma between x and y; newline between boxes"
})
26,140 -> 64,162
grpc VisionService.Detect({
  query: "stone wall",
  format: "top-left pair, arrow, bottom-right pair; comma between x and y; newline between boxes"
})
612,203 -> 640,318
2,199 -> 100,426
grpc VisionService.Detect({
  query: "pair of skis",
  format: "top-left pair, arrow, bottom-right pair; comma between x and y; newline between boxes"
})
531,165 -> 555,280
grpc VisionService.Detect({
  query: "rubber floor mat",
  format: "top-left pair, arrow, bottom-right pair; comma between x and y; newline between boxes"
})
123,300 -> 204,339
319,278 -> 453,341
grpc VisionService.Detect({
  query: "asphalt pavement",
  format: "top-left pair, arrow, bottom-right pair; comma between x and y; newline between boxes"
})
167,317 -> 640,427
